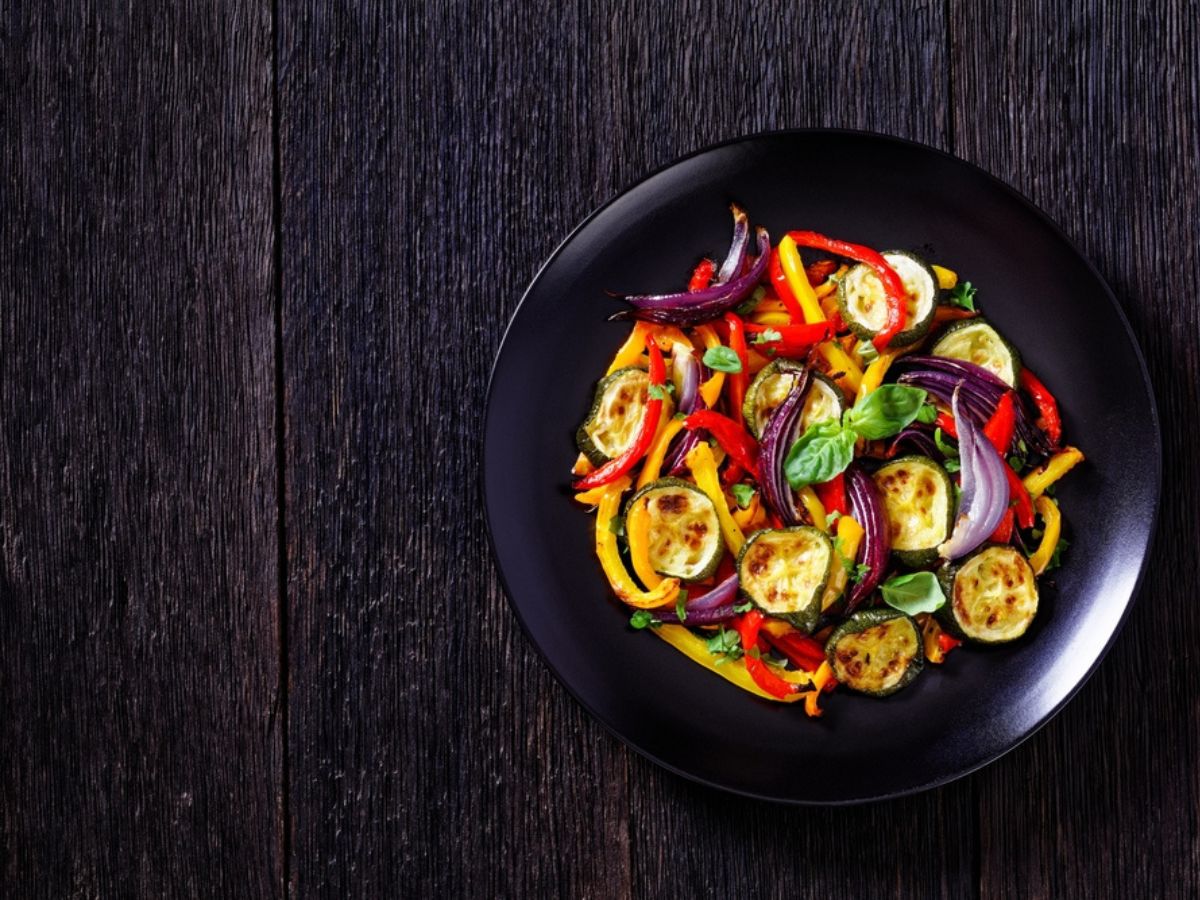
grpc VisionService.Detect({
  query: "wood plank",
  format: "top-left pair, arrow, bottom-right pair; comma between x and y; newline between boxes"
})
0,2 -> 281,897
951,2 -> 1200,897
278,3 -> 633,896
280,0 -> 974,896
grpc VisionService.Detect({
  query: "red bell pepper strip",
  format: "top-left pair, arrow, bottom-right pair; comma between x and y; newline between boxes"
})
768,248 -> 808,322
813,472 -> 849,517
743,321 -> 833,344
724,312 -> 750,427
683,410 -> 759,479
1019,367 -> 1063,447
936,411 -> 958,439
938,633 -> 963,653
734,611 -> 800,699
572,340 -> 666,490
761,630 -> 827,672
787,231 -> 907,350
983,392 -> 1016,455
805,258 -> 838,286
688,258 -> 715,292
988,506 -> 1015,543
721,462 -> 746,486
1002,456 -> 1035,528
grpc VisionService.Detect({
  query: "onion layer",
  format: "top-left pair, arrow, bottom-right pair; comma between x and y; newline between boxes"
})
845,465 -> 889,612
938,387 -> 1010,560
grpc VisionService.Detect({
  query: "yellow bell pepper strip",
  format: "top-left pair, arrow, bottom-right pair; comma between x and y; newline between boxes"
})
1022,446 -> 1085,499
685,442 -> 745,555
606,322 -> 652,375
750,310 -> 794,328
817,340 -> 863,394
648,326 -> 693,352
778,234 -> 826,323
856,350 -> 899,404
593,477 -> 680,608
574,339 -> 667,490
731,491 -> 760,530
625,495 -> 663,589
693,324 -> 727,409
918,613 -> 962,664
798,486 -> 827,532
572,453 -> 594,476
573,483 -> 611,505
651,625 -> 807,703
1028,495 -> 1063,575
814,265 -> 848,299
635,417 -> 686,489
932,264 -> 958,290
821,514 -> 864,611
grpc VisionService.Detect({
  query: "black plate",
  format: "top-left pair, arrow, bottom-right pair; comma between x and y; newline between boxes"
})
483,130 -> 1160,804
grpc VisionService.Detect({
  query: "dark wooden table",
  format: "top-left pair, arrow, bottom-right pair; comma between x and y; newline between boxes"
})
2,2 -> 1197,897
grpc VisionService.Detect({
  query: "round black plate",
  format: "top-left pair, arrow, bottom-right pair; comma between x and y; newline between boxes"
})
483,130 -> 1160,804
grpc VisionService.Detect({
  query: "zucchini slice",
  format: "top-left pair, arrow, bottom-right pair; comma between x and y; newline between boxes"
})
937,544 -> 1038,643
837,250 -> 939,347
627,478 -> 723,581
742,363 -> 844,439
825,608 -> 924,696
736,526 -> 833,632
930,318 -> 1022,387
576,366 -> 671,466
873,455 -> 954,568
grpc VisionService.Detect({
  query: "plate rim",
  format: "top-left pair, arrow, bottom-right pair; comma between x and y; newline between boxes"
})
481,127 -> 1163,805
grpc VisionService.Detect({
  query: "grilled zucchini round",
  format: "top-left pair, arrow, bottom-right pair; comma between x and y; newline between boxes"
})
937,544 -> 1039,643
825,608 -> 924,696
742,363 -> 844,439
873,455 -> 955,568
837,250 -> 939,348
627,478 -> 723,581
930,318 -> 1021,387
575,366 -> 671,466
736,526 -> 833,633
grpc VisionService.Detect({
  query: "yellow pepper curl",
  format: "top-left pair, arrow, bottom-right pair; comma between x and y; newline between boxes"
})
693,324 -> 727,409
1028,495 -> 1062,575
593,477 -> 680,609
685,442 -> 745,556
625,495 -> 663,590
1023,447 -> 1085,499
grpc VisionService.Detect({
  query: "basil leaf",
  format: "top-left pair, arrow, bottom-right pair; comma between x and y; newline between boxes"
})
730,483 -> 755,509
733,600 -> 752,613
702,346 -> 742,374
934,427 -> 959,459
880,571 -> 946,615
751,327 -> 782,346
948,281 -> 977,312
854,339 -> 880,365
783,421 -> 857,489
843,384 -> 928,440
629,610 -> 657,629
916,403 -> 939,424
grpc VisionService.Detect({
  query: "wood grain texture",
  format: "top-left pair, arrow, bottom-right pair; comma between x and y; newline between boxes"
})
0,3 -> 281,897
952,2 -> 1200,898
281,1 -> 974,897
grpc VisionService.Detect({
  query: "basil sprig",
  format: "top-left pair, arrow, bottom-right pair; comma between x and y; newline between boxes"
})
784,384 -> 928,489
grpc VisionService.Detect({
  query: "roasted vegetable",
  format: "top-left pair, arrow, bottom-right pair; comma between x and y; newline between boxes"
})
627,478 -> 724,581
872,455 -> 954,568
737,526 -> 834,632
937,544 -> 1038,643
825,608 -> 924,696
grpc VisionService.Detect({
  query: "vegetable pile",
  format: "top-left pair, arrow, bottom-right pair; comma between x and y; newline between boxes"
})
571,205 -> 1084,712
